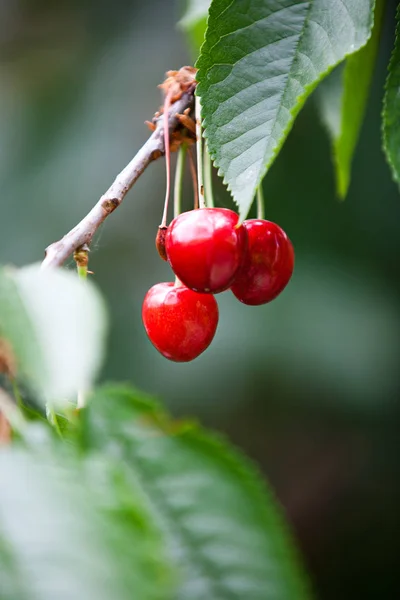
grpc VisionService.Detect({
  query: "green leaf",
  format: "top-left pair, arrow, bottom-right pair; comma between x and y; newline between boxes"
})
80,385 -> 311,600
0,444 -> 173,600
383,3 -> 400,184
179,0 -> 210,56
318,0 -> 385,198
196,0 -> 375,219
0,263 -> 107,405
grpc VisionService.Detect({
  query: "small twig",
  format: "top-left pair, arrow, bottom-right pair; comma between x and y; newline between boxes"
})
42,87 -> 196,269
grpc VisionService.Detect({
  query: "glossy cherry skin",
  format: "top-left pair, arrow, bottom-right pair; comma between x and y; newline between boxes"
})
231,219 -> 294,305
142,282 -> 219,362
165,208 -> 247,294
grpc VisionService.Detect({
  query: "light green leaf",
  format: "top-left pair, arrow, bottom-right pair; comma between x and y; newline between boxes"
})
383,3 -> 400,184
0,263 -> 107,404
81,385 -> 311,600
318,0 -> 385,198
0,446 -> 173,600
196,0 -> 375,219
179,0 -> 210,56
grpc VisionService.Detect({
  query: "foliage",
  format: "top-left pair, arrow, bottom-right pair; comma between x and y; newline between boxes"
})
0,264 -> 309,599
0,443 -> 172,600
81,386 -> 311,600
317,0 -> 385,198
2,0 -> 400,598
383,3 -> 400,184
0,264 -> 106,405
182,0 -> 400,214
196,0 -> 375,219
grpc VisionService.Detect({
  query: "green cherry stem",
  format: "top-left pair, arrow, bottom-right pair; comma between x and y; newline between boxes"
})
74,244 -> 89,280
256,184 -> 265,220
203,145 -> 215,209
78,267 -> 87,279
195,95 -> 206,209
188,147 -> 199,209
77,265 -> 87,279
174,143 -> 187,219
74,244 -> 89,408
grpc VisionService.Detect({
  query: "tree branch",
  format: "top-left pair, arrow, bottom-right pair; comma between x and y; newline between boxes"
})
41,85 -> 196,269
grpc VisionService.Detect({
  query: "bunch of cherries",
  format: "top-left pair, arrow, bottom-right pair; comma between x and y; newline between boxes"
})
142,207 -> 294,362
141,71 -> 294,362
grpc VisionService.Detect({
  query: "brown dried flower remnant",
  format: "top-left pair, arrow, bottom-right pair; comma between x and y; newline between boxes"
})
146,66 -> 198,150
159,66 -> 198,103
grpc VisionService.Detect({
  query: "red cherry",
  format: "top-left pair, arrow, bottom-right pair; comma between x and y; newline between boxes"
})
231,219 -> 294,305
142,282 -> 219,362
165,208 -> 247,293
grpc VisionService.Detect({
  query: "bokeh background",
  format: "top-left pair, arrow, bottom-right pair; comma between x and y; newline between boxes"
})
1,1 -> 399,598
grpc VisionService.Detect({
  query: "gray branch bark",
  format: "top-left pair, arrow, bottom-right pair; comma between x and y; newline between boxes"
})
42,87 -> 195,269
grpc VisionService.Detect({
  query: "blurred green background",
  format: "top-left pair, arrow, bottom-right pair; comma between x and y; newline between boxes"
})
1,1 -> 399,598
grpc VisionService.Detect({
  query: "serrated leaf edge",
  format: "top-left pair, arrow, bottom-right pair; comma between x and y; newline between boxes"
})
196,1 -> 376,220
382,2 -> 400,185
89,384 -> 313,599
328,0 -> 382,200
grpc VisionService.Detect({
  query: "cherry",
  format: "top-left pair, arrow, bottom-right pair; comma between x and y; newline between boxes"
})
165,208 -> 247,293
142,281 -> 219,362
231,219 -> 294,305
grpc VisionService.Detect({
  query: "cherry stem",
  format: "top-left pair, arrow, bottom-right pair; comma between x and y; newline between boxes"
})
188,147 -> 199,209
174,275 -> 183,287
161,88 -> 174,227
74,244 -> 89,280
74,243 -> 89,409
77,264 -> 88,280
174,143 -> 187,219
256,184 -> 265,220
203,144 -> 215,209
195,95 -> 206,209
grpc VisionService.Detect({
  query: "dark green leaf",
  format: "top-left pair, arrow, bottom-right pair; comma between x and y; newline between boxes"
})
0,443 -> 173,600
179,0 -> 210,56
0,264 -> 107,405
81,385 -> 311,600
383,3 -> 400,184
318,0 -> 385,198
197,0 -> 375,219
